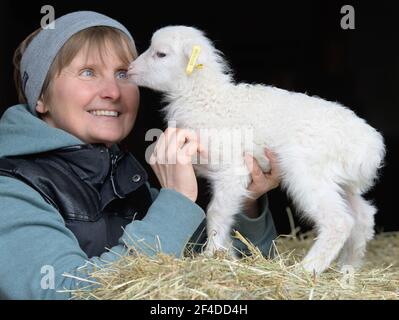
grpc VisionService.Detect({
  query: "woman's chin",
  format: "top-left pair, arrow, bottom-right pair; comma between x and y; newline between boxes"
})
87,132 -> 123,147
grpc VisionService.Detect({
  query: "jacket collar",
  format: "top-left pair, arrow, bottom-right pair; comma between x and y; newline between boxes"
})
48,143 -> 148,210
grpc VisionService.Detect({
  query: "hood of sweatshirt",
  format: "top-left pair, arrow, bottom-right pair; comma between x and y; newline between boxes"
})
0,104 -> 84,158
0,104 -> 149,209
0,104 -> 122,157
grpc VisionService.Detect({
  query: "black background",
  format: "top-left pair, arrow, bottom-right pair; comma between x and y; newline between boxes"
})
1,1 -> 398,234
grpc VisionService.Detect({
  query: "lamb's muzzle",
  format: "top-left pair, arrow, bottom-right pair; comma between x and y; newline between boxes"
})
128,25 -> 386,274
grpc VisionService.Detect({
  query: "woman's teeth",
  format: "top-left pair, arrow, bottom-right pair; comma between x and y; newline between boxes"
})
89,110 -> 119,117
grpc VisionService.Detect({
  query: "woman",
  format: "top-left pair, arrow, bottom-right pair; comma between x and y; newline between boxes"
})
0,11 -> 280,299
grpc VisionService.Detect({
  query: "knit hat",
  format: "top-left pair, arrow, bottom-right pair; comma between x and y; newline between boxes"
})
20,11 -> 135,115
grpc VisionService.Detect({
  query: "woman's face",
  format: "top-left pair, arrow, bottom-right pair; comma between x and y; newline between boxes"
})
36,41 -> 139,147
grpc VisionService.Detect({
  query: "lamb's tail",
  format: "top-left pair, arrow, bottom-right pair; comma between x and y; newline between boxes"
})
348,128 -> 386,194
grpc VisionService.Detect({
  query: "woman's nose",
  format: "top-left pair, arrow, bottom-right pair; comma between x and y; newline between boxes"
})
99,76 -> 121,100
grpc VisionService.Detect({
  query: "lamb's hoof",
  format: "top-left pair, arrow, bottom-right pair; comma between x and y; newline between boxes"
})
203,243 -> 237,259
203,246 -> 216,257
337,262 -> 361,274
337,256 -> 363,273
301,260 -> 327,276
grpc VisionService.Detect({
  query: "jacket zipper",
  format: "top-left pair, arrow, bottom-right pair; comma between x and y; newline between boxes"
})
110,152 -> 123,198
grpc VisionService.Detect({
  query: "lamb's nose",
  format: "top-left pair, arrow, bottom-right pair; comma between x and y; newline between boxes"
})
128,63 -> 138,76
127,66 -> 135,78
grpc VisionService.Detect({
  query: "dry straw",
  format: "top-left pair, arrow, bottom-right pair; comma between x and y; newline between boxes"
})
67,209 -> 399,300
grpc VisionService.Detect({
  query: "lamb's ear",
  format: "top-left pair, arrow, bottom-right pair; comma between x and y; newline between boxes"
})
183,42 -> 206,75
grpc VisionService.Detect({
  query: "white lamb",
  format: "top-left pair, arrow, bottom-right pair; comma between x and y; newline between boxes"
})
128,26 -> 385,274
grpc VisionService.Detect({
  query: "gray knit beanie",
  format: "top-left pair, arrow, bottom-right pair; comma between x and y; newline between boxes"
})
20,11 -> 135,115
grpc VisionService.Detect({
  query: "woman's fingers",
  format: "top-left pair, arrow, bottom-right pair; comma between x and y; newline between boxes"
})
244,153 -> 263,180
150,128 -> 200,202
153,128 -> 168,156
244,149 -> 281,196
265,148 -> 281,177
265,148 -> 279,174
264,148 -> 281,189
177,129 -> 198,149
152,127 -> 201,165
152,127 -> 173,164
173,129 -> 198,164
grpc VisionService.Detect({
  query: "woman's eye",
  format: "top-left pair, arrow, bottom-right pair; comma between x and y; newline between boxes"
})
116,70 -> 128,79
80,69 -> 94,77
156,52 -> 167,58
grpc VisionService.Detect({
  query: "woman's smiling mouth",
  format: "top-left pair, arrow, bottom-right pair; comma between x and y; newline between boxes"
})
88,110 -> 120,117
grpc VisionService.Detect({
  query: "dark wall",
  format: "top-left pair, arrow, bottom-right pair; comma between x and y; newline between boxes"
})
1,1 -> 398,233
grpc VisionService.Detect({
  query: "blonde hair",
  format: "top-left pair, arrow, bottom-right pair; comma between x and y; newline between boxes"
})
13,26 -> 138,105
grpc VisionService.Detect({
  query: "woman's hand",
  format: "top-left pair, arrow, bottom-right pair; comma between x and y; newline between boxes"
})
243,148 -> 281,218
149,127 -> 204,202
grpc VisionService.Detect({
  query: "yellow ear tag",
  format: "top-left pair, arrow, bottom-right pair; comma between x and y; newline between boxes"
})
186,45 -> 201,75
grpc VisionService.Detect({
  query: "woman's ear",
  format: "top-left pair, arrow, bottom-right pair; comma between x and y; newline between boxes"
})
35,95 -> 49,114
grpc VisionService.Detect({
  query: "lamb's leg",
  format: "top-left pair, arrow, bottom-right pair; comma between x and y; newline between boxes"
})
297,187 -> 354,274
284,172 -> 355,274
337,192 -> 376,270
204,170 -> 251,256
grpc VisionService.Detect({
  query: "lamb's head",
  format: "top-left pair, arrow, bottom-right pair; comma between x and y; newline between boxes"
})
128,26 -> 230,93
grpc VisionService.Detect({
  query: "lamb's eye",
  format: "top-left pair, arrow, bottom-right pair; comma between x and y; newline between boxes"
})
156,52 -> 167,58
